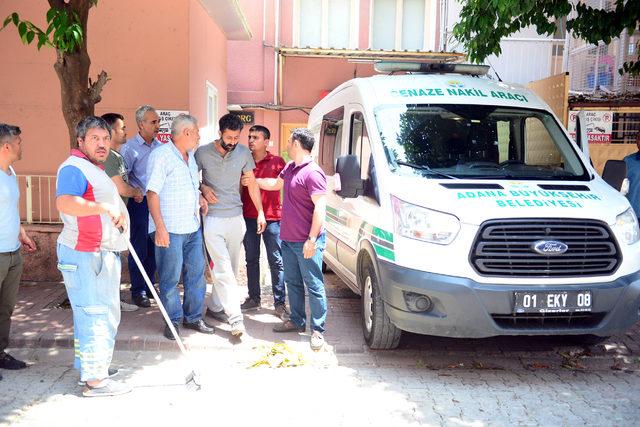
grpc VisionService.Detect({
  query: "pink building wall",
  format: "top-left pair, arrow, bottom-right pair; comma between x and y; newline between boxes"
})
189,0 -> 229,130
1,0 -> 229,175
227,0 -> 386,152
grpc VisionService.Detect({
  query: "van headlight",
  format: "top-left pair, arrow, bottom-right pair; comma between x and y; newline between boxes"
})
615,208 -> 640,245
391,195 -> 460,244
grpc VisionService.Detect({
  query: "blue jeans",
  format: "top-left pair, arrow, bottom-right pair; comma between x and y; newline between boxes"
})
282,234 -> 327,332
243,218 -> 286,305
153,229 -> 206,324
127,196 -> 156,298
57,243 -> 121,382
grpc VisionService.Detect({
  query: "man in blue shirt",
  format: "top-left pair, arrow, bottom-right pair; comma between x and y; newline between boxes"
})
0,124 -> 36,380
146,114 -> 213,339
624,133 -> 640,218
120,105 -> 161,307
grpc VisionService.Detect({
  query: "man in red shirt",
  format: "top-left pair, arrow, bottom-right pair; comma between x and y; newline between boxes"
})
240,125 -> 288,319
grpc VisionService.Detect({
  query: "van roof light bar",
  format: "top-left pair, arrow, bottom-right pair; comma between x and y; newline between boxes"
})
374,62 -> 490,76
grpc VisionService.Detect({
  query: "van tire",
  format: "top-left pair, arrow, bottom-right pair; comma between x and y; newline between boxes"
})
360,256 -> 401,350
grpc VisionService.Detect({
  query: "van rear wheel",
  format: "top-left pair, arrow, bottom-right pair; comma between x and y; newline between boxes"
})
360,256 -> 401,349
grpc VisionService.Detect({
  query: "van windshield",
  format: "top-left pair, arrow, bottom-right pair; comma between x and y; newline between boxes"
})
374,104 -> 589,180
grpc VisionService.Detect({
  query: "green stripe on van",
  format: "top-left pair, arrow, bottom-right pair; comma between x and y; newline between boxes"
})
373,243 -> 395,261
372,227 -> 394,243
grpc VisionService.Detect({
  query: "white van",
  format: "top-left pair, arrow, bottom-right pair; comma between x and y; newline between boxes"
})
308,63 -> 640,349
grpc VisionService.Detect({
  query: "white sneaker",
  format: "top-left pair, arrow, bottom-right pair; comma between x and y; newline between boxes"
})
120,301 -> 139,312
310,331 -> 325,351
230,320 -> 245,337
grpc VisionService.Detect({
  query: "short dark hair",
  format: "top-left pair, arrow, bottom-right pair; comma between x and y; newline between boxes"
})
76,116 -> 111,140
100,113 -> 124,129
219,113 -> 243,133
291,128 -> 314,152
0,123 -> 21,146
249,125 -> 270,140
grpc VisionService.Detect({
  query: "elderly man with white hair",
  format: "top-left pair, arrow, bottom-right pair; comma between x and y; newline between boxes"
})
120,105 -> 161,308
145,114 -> 213,339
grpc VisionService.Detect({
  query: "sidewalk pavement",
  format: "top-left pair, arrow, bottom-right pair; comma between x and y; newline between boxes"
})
9,273 -> 365,354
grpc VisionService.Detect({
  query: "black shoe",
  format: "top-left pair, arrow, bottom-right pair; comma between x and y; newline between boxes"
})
206,308 -> 229,323
145,289 -> 156,300
164,323 -> 179,340
0,352 -> 27,370
183,319 -> 215,334
132,294 -> 151,308
240,298 -> 260,311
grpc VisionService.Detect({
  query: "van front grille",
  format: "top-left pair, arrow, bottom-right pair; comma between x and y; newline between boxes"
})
470,219 -> 621,277
492,312 -> 606,329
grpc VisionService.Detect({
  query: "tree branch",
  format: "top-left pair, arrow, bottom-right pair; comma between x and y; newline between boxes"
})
47,0 -> 65,10
88,70 -> 109,104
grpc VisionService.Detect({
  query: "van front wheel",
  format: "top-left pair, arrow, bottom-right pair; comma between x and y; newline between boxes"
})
360,257 -> 401,350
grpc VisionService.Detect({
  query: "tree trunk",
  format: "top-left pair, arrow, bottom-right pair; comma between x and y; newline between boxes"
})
49,0 -> 108,148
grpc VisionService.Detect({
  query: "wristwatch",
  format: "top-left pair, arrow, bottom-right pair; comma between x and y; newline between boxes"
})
307,235 -> 317,243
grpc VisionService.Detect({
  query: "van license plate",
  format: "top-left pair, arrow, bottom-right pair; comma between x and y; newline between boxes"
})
513,291 -> 592,314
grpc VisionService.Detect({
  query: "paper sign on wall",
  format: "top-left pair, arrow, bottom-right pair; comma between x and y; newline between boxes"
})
567,111 -> 613,144
157,110 -> 189,143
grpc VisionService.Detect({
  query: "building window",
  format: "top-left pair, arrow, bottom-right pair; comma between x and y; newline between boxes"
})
371,0 -> 435,51
206,81 -> 218,132
293,0 -> 359,49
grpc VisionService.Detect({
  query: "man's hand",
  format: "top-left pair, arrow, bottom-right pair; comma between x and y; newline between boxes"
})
303,239 -> 317,259
256,211 -> 266,234
155,226 -> 170,248
19,228 -> 37,253
241,174 -> 254,187
103,203 -> 127,231
199,195 -> 208,216
133,188 -> 144,203
200,183 -> 218,204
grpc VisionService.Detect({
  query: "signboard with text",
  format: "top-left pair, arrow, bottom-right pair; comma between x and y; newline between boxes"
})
157,110 -> 189,143
568,110 -> 613,144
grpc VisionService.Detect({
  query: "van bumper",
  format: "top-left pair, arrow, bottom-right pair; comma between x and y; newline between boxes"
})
377,260 -> 640,338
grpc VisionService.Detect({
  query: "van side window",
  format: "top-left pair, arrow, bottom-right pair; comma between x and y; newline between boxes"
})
524,117 -> 562,167
496,121 -> 510,163
319,106 -> 344,175
350,112 -> 379,202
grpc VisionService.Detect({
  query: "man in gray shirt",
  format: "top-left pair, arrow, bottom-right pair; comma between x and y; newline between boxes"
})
196,114 -> 265,337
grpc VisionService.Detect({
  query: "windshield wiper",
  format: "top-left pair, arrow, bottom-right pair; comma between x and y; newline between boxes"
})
395,161 -> 458,179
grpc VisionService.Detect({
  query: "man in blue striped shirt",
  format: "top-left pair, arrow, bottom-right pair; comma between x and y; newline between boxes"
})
146,114 -> 213,339
121,105 -> 162,308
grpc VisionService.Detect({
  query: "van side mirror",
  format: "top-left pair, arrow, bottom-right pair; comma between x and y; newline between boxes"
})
601,159 -> 628,194
335,155 -> 363,198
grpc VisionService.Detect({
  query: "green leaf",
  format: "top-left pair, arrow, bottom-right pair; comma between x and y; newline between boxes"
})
11,12 -> 18,26
25,30 -> 34,44
17,21 -> 26,37
46,8 -> 56,23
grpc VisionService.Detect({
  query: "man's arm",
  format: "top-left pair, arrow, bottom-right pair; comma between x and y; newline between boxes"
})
200,183 -> 218,204
303,194 -> 326,259
146,191 -> 169,247
111,176 -> 143,202
56,196 -> 126,230
243,170 -> 266,233
251,177 -> 284,191
19,226 -> 36,252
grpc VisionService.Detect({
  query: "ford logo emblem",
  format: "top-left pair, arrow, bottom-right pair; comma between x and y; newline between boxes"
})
532,240 -> 568,255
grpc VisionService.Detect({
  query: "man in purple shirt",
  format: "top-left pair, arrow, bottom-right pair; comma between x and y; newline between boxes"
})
254,128 -> 328,351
